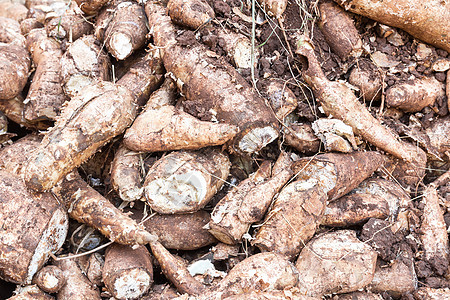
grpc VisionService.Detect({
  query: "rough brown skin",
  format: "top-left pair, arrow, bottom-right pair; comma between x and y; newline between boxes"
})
141,210 -> 217,250
45,2 -> 93,41
24,28 -> 67,122
334,0 -> 450,53
385,77 -> 445,112
252,182 -> 327,260
53,171 -> 157,246
426,116 -> 450,159
24,81 -> 135,192
96,0 -> 148,60
318,0 -> 362,60
0,170 -> 69,285
283,123 -> 321,154
261,79 -> 298,121
321,193 -> 390,227
210,252 -> 299,299
0,18 -> 30,101
369,260 -> 416,298
0,96 -> 49,130
119,79 -> 237,152
124,105 -> 239,152
348,59 -> 382,102
75,0 -> 109,15
208,160 -> 272,244
103,244 -> 153,300
222,291 -> 320,300
60,35 -> 111,98
8,285 -> 53,300
117,48 -> 165,107
77,253 -> 104,287
139,78 -> 178,110
414,287 -> 450,299
33,265 -> 66,294
149,240 -> 207,296
167,0 -> 215,30
0,16 -> 24,45
383,142 -> 427,189
216,28 -> 258,70
238,151 -> 295,223
20,18 -> 44,36
144,149 -> 231,214
420,186 -> 449,276
0,134 -> 41,175
291,151 -> 384,201
0,2 -> 28,22
146,2 -> 279,155
54,257 -> 101,300
110,143 -> 143,202
295,230 -> 377,297
296,35 -> 417,162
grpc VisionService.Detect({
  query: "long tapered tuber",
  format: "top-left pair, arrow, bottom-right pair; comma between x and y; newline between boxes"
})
53,171 -> 157,245
24,81 -> 135,191
333,0 -> 450,53
296,35 -> 416,162
145,2 -> 279,155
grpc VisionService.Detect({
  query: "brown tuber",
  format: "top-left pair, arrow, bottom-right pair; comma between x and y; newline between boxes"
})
124,105 -> 239,153
141,210 -> 217,250
348,59 -> 382,102
24,28 -> 67,122
385,77 -> 445,112
146,2 -> 279,155
209,252 -> 299,298
149,240 -> 207,295
333,0 -> 450,53
0,17 -> 30,101
44,2 -> 93,41
60,35 -> 111,98
0,171 -> 68,285
167,0 -> 215,30
208,160 -> 273,244
295,230 -> 377,297
419,186 -> 450,276
54,256 -> 101,300
32,265 -> 66,294
318,0 -> 363,60
110,143 -> 144,202
24,81 -> 135,192
53,171 -> 156,246
103,244 -> 153,300
95,0 -> 148,60
296,35 -> 418,163
144,149 -> 230,214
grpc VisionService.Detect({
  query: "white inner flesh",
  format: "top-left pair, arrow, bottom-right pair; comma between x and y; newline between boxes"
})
298,161 -> 337,195
146,171 -> 207,213
239,126 -> 279,153
42,273 -> 59,289
27,209 -> 69,284
65,75 -> 93,97
110,33 -> 132,60
114,269 -> 151,300
234,40 -> 254,69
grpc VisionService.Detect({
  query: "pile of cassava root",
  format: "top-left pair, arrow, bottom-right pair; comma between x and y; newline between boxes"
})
0,0 -> 449,298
